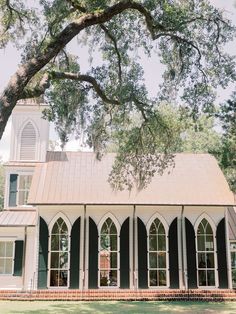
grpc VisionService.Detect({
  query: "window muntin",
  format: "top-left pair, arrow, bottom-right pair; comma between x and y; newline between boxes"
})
99,218 -> 118,287
49,218 -> 69,287
230,241 -> 236,288
197,218 -> 216,286
0,242 -> 14,275
148,218 -> 167,287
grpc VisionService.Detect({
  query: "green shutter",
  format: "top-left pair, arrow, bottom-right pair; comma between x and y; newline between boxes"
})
138,217 -> 148,288
9,174 -> 18,207
88,217 -> 98,288
185,218 -> 197,288
169,218 -> 179,288
70,217 -> 80,289
217,218 -> 228,288
38,217 -> 49,289
13,240 -> 24,276
120,218 -> 130,288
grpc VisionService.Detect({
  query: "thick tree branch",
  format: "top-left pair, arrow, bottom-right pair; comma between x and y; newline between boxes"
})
52,71 -> 120,105
21,74 -> 51,99
21,71 -> 120,106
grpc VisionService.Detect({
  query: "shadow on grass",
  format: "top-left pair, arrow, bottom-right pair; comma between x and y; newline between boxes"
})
2,301 -> 236,314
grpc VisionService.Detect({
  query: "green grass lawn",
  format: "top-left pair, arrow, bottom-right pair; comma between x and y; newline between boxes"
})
0,301 -> 236,314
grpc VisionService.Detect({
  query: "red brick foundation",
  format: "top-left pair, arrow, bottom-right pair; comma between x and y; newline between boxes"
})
0,289 -> 236,301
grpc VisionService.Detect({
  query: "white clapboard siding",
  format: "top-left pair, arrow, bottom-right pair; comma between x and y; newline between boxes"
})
20,122 -> 36,160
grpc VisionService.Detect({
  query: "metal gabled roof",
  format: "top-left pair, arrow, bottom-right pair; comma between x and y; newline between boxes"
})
28,152 -> 235,206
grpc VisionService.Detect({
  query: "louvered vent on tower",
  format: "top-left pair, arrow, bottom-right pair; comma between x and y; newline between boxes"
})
20,122 -> 36,160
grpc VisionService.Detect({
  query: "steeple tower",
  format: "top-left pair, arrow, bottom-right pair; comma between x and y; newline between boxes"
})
10,98 -> 49,162
4,98 -> 49,209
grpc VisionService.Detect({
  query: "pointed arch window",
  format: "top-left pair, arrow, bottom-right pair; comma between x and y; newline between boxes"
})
197,218 -> 216,286
49,218 -> 69,287
99,218 -> 118,287
148,218 -> 167,287
20,121 -> 36,160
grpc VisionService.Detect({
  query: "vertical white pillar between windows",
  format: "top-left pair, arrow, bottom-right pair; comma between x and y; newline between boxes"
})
134,205 -> 138,289
84,210 -> 89,289
182,211 -> 188,290
129,210 -> 134,289
225,207 -> 232,289
177,216 -> 184,289
79,207 -> 85,290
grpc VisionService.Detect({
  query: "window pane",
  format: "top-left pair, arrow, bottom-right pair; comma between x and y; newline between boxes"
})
0,243 -> 5,257
199,270 -> 206,286
51,252 -> 59,268
59,270 -> 68,286
206,223 -> 213,235
231,252 -> 236,269
18,191 -> 28,205
111,252 -> 117,268
59,252 -> 68,269
57,218 -> 63,226
206,253 -> 214,268
50,270 -> 58,286
0,259 -> 4,274
51,235 -> 59,251
101,235 -> 110,250
158,252 -> 166,268
149,253 -> 157,268
207,270 -> 215,286
110,270 -> 117,286
106,218 -> 112,226
60,236 -> 68,251
149,236 -> 157,251
110,223 -> 117,235
158,270 -> 166,286
60,222 -> 68,235
198,253 -> 206,268
158,235 -> 166,251
197,223 -> 204,235
52,223 -> 59,234
5,242 -> 13,258
19,176 -> 25,189
149,223 -> 156,235
197,236 -> 205,251
110,235 -> 117,251
100,270 -> 109,286
230,242 -> 236,250
101,223 -> 109,234
150,270 -> 157,286
206,236 -> 214,251
158,223 -> 165,235
232,270 -> 236,288
5,260 -> 12,274
100,252 -> 109,269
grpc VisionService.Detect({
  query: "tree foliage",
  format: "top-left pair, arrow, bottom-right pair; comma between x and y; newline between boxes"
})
0,0 -> 236,188
217,93 -> 236,192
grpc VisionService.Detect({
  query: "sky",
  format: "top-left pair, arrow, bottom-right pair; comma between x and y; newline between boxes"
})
0,0 -> 236,161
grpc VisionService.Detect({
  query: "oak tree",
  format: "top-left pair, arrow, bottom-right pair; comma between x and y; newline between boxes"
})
0,0 -> 235,188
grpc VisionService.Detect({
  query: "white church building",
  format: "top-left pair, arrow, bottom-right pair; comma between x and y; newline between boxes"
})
0,100 -> 235,292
